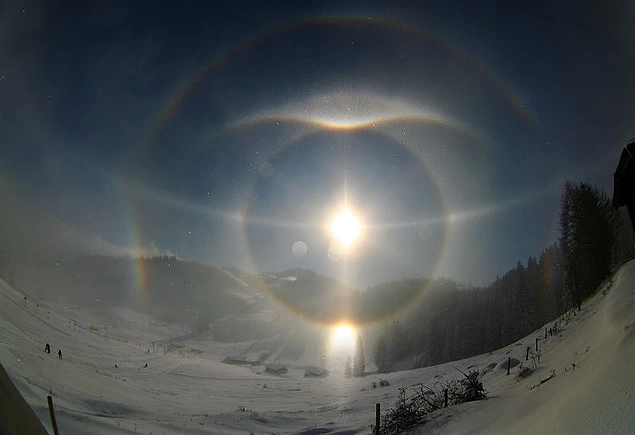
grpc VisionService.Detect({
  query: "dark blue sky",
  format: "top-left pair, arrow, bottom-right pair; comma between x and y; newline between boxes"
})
1,1 -> 634,288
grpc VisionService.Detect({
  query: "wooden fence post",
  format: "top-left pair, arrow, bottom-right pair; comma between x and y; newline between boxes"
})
375,403 -> 380,435
444,389 -> 448,408
506,356 -> 511,376
526,346 -> 530,361
47,395 -> 60,435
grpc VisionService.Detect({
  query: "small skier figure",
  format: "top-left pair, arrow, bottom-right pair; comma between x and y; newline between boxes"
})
45,343 -> 51,354
58,349 -> 63,360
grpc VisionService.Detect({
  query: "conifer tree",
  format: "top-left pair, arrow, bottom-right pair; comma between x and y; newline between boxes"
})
353,335 -> 365,377
560,181 -> 617,307
344,355 -> 352,378
374,335 -> 391,373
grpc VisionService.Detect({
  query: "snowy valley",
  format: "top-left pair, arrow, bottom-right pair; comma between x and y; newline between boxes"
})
1,258 -> 635,434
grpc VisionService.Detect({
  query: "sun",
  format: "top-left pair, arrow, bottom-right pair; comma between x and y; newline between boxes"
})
330,209 -> 362,247
331,323 -> 356,349
326,322 -> 358,372
333,323 -> 355,342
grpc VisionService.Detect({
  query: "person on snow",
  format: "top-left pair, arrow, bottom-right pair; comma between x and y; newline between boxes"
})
45,343 -> 51,354
58,349 -> 63,360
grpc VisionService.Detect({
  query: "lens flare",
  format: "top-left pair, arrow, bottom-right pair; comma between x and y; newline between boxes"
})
292,240 -> 308,256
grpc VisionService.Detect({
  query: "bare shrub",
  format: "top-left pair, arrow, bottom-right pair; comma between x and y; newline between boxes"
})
372,369 -> 486,434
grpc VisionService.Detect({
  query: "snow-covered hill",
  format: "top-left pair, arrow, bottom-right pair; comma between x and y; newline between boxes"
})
1,260 -> 635,434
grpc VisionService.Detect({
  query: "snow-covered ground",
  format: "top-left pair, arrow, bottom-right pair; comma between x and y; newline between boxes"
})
2,260 -> 635,434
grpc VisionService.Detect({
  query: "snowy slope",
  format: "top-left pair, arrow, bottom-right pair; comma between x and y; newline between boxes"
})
419,260 -> 635,434
1,260 -> 635,434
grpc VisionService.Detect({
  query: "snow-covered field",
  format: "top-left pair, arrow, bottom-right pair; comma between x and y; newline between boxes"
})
2,260 -> 635,434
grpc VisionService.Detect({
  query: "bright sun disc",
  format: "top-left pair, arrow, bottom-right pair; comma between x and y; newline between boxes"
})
330,209 -> 361,247
334,324 -> 355,342
331,323 -> 356,349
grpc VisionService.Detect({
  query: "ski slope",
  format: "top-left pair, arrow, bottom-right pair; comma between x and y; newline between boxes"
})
1,260 -> 635,434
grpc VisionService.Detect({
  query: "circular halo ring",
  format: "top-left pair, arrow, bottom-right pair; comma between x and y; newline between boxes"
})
235,114 -> 458,326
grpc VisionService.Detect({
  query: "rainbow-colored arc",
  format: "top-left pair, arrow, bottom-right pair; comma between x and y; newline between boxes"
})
125,13 -> 541,324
